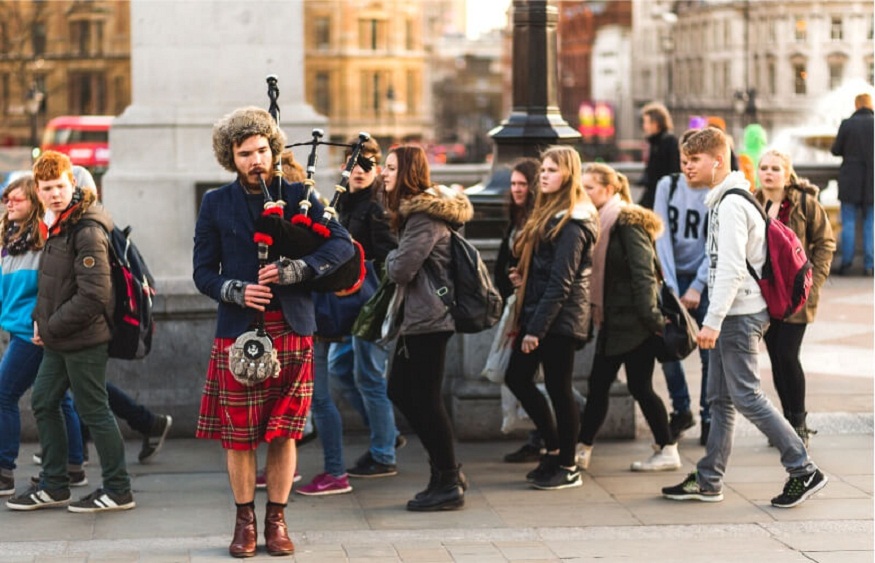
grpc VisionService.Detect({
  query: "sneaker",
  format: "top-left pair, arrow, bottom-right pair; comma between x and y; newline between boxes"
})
631,443 -> 682,472
574,443 -> 593,470
68,488 -> 136,513
6,485 -> 71,511
525,454 -> 559,483
662,471 -> 723,502
699,420 -> 711,446
346,451 -> 397,478
0,474 -> 14,496
504,443 -> 544,463
295,472 -> 353,496
395,434 -> 408,450
669,411 -> 695,442
770,469 -> 828,508
139,414 -> 173,464
32,451 -> 41,465
255,469 -> 301,489
30,470 -> 88,488
532,466 -> 582,490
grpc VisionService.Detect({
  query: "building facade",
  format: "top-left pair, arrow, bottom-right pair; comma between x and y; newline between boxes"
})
0,0 -> 131,147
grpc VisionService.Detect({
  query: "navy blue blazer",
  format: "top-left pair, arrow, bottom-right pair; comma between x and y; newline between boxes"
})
193,178 -> 355,338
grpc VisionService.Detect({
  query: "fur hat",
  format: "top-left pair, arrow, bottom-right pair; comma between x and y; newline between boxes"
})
212,107 -> 286,173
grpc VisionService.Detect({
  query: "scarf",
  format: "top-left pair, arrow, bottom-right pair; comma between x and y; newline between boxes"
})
590,194 -> 625,327
2,223 -> 33,256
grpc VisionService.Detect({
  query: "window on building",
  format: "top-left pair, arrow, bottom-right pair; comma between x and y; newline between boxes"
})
31,22 -> 46,55
830,62 -> 844,89
405,19 -> 415,51
867,57 -> 874,85
831,17 -> 843,41
315,17 -> 330,50
793,62 -> 807,95
72,21 -> 91,55
794,17 -> 807,42
406,70 -> 417,114
372,73 -> 381,114
0,73 -> 7,115
69,72 -> 107,114
95,20 -> 104,55
358,18 -> 386,50
769,19 -> 776,43
767,58 -> 776,95
315,72 -> 330,116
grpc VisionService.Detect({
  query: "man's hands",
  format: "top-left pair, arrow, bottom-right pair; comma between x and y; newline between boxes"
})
243,283 -> 273,311
680,287 -> 701,311
697,326 -> 719,350
521,334 -> 539,354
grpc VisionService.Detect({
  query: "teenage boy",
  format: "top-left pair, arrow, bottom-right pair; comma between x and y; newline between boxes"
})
7,151 -> 135,513
652,129 -> 711,445
661,127 -> 827,508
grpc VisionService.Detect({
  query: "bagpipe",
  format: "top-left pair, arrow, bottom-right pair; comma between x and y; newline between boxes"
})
253,74 -> 373,294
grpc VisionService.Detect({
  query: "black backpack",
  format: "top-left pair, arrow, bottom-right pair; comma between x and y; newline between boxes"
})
426,228 -> 502,333
102,225 -> 156,360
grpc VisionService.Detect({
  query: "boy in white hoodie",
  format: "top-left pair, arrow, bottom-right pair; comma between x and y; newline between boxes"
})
661,127 -> 827,508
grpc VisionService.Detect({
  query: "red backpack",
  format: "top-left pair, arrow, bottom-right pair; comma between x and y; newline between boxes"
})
720,188 -> 813,319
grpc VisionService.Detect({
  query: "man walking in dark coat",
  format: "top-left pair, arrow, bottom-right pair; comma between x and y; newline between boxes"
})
831,93 -> 874,276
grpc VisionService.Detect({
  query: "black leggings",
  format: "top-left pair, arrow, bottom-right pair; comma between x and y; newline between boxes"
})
763,319 -> 808,424
580,335 -> 672,447
387,332 -> 456,471
504,334 -> 579,467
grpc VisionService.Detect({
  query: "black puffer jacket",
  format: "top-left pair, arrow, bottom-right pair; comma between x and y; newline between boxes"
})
520,202 -> 598,345
33,192 -> 114,352
336,185 -> 397,265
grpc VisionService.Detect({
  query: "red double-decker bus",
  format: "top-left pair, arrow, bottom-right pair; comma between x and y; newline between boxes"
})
40,115 -> 113,171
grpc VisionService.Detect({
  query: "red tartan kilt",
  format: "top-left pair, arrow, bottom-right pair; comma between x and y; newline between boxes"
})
196,312 -> 313,450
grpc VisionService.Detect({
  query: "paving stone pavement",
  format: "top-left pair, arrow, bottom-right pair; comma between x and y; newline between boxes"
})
0,277 -> 870,562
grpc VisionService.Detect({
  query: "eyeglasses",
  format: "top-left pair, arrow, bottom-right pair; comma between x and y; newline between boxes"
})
3,196 -> 27,206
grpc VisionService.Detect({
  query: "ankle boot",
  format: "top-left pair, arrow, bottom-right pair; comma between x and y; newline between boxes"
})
407,465 -> 465,512
229,503 -> 257,558
415,461 -> 468,501
264,502 -> 295,556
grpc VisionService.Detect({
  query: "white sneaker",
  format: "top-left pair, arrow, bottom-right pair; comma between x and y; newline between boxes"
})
630,443 -> 681,472
574,443 -> 593,470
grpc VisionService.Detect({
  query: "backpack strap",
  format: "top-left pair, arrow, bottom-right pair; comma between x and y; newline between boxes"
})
669,173 -> 681,202
718,188 -> 767,282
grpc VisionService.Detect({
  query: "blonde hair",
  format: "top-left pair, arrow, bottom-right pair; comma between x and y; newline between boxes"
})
514,146 -> 588,256
855,93 -> 873,110
583,162 -> 633,203
641,102 -> 674,132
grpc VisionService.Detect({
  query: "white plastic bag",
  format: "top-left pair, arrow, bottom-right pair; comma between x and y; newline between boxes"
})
500,384 -> 535,434
481,294 -> 517,383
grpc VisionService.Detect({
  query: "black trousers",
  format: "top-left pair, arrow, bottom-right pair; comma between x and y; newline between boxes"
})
387,332 -> 457,471
763,319 -> 808,425
504,333 -> 579,467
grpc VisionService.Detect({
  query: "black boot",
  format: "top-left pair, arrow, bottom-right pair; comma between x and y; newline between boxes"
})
407,465 -> 465,511
415,461 -> 468,501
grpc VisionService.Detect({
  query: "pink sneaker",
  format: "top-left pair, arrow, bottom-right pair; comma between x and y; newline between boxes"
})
295,473 -> 353,496
256,469 -> 301,489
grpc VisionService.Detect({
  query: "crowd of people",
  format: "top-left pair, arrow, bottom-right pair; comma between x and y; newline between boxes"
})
0,94 -> 868,558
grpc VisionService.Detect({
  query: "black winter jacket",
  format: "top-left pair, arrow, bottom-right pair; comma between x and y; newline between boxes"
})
337,186 -> 397,265
520,203 -> 598,345
640,130 -> 680,209
831,107 -> 874,206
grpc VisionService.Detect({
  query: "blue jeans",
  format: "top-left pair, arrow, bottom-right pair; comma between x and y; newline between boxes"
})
0,336 -> 84,471
661,274 -> 711,422
696,311 -> 816,493
32,344 -> 130,493
328,336 -> 396,465
310,340 -> 345,477
840,202 -> 874,269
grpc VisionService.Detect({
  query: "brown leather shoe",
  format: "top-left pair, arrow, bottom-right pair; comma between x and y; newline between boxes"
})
229,504 -> 257,558
264,503 -> 295,556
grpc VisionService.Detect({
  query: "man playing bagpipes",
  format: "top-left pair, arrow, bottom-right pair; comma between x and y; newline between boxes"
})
193,106 -> 354,558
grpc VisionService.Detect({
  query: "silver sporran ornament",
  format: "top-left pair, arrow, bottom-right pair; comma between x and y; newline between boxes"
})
228,328 -> 280,386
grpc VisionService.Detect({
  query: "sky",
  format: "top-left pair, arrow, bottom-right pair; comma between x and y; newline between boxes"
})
467,0 -> 512,38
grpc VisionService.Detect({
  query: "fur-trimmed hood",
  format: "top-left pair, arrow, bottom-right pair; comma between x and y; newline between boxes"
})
398,185 -> 474,226
616,204 -> 663,241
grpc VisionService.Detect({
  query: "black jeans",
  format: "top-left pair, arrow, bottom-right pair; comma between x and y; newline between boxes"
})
504,333 -> 579,467
580,335 -> 672,447
387,332 -> 456,471
763,319 -> 808,424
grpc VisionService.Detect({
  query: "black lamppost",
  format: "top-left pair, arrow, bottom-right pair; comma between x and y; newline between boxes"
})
24,84 -> 44,159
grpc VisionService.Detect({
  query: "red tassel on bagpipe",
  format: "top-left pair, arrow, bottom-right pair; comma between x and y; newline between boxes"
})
253,232 -> 274,246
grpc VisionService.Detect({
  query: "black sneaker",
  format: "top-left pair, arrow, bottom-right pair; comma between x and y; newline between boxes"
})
0,474 -> 14,496
346,451 -> 397,478
30,470 -> 88,488
669,410 -> 695,442
770,469 -> 828,508
6,485 -> 71,511
139,414 -> 173,464
525,454 -> 559,483
504,443 -> 544,463
68,488 -> 136,513
532,466 -> 582,490
662,471 -> 724,502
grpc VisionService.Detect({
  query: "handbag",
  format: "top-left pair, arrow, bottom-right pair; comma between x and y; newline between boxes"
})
654,258 -> 699,363
481,294 -> 518,383
313,259 -> 379,338
351,265 -> 397,342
